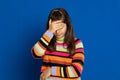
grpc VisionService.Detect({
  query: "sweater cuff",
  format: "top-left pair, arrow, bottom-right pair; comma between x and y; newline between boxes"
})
45,30 -> 54,39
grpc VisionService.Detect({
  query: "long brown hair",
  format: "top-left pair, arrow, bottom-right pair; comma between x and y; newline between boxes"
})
46,8 -> 75,54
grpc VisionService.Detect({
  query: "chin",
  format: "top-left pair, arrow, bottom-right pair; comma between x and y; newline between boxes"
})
56,35 -> 63,38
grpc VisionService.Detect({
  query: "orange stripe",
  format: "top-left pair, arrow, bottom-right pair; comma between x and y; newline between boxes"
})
43,55 -> 72,63
43,34 -> 51,42
41,66 -> 47,72
41,66 -> 47,70
41,66 -> 51,72
56,66 -> 60,76
72,53 -> 84,61
43,56 -> 72,65
73,53 -> 84,58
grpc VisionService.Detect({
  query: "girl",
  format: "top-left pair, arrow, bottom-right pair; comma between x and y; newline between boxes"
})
31,8 -> 85,80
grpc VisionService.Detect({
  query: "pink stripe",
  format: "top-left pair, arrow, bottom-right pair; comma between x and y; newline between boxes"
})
75,48 -> 84,53
55,42 -> 68,46
75,40 -> 82,45
45,50 -> 70,57
55,40 -> 82,47
73,64 -> 82,74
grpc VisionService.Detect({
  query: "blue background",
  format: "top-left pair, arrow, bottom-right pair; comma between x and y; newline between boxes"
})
0,0 -> 120,80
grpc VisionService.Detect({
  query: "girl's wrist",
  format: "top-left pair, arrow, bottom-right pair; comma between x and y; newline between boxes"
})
48,29 -> 54,33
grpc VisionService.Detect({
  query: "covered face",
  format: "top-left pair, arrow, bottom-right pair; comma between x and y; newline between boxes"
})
52,20 -> 67,38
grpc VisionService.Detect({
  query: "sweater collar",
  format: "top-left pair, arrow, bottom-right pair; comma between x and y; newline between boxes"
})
56,36 -> 65,43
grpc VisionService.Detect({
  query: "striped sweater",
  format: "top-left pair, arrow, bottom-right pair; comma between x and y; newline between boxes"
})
31,30 -> 85,80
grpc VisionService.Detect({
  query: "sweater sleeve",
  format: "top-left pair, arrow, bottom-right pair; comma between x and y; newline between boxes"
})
50,39 -> 85,78
68,39 -> 85,77
31,30 -> 54,59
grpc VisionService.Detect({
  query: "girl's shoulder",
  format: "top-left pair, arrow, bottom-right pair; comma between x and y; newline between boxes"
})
74,37 -> 84,49
74,37 -> 82,42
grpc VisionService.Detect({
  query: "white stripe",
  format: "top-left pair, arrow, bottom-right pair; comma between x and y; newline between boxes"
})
35,43 -> 45,55
61,67 -> 64,77
41,37 -> 48,45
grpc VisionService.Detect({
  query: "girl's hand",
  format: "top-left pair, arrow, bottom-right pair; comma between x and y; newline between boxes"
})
48,19 -> 64,33
40,67 -> 51,80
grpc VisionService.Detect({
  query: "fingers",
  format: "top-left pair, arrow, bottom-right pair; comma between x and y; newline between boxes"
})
40,73 -> 44,80
50,20 -> 64,27
40,76 -> 47,80
56,23 -> 65,30
48,19 -> 65,33
40,73 -> 47,80
49,19 -> 52,25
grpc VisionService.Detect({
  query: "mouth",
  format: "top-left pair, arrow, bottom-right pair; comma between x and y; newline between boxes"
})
57,34 -> 62,36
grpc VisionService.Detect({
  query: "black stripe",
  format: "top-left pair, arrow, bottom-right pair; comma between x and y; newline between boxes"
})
72,65 -> 81,77
42,36 -> 49,43
39,39 -> 48,48
42,62 -> 70,67
49,74 -> 78,78
63,66 -> 67,78
73,52 -> 84,55
72,60 -> 84,65
32,49 -> 41,58
60,67 -> 62,77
